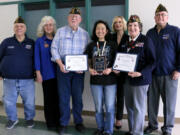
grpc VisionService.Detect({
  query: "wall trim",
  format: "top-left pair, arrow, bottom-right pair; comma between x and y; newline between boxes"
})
0,101 -> 180,123
0,1 -> 19,5
125,0 -> 129,20
0,0 -> 128,34
0,0 -> 49,6
85,0 -> 91,34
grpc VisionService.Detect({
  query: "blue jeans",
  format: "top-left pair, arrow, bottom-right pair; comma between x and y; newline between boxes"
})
57,68 -> 84,126
3,79 -> 35,121
91,84 -> 117,134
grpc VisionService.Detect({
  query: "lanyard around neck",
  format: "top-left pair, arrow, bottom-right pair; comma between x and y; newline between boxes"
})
97,41 -> 106,56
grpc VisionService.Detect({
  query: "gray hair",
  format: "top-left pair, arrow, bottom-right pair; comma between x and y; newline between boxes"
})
37,16 -> 57,37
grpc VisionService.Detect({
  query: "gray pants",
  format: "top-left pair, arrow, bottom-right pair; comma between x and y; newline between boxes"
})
124,80 -> 149,135
147,75 -> 178,133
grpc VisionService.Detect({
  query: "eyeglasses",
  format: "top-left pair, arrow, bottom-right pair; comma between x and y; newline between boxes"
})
69,14 -> 80,18
155,13 -> 168,17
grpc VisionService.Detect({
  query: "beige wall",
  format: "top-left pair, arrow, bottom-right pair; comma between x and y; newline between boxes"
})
0,4 -> 18,101
129,0 -> 180,34
0,4 -> 18,42
0,0 -> 180,118
129,0 -> 180,118
0,1 -> 94,111
0,2 -> 45,106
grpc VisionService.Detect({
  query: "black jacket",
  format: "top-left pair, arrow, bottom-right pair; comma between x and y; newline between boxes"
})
119,33 -> 156,86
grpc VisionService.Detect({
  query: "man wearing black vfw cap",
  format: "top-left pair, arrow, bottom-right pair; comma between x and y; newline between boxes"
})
0,17 -> 35,129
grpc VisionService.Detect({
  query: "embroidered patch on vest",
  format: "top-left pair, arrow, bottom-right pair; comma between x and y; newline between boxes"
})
7,46 -> 15,49
162,34 -> 169,40
25,44 -> 32,49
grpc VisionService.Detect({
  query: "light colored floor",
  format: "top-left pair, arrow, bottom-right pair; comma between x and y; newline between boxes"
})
0,105 -> 180,135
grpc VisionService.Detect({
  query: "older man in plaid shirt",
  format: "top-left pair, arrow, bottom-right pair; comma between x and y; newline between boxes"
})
51,7 -> 90,135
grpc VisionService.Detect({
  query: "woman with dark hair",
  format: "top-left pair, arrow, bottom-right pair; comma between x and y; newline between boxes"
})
117,15 -> 155,135
111,16 -> 128,129
84,20 -> 117,135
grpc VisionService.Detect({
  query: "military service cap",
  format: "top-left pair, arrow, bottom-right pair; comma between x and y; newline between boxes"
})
127,15 -> 141,24
69,7 -> 81,15
14,16 -> 25,24
155,4 -> 168,13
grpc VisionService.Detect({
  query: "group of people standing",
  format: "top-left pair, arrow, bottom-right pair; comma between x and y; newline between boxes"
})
0,3 -> 179,135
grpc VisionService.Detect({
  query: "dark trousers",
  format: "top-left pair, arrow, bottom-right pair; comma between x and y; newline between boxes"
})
57,67 -> 84,126
116,75 -> 124,120
42,78 -> 60,128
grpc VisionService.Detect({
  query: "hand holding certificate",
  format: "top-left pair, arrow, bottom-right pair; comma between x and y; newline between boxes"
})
113,53 -> 138,72
65,55 -> 88,71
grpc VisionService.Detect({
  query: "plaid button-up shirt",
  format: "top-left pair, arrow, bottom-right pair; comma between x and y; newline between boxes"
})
51,25 -> 90,62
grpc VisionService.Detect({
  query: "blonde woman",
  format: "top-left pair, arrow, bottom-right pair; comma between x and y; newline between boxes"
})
111,16 -> 128,129
34,16 -> 59,130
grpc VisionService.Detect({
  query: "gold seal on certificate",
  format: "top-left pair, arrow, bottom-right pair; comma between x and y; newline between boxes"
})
113,53 -> 137,72
93,56 -> 107,73
65,55 -> 88,71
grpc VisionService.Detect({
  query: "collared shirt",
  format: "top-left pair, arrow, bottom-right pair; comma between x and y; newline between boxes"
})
0,35 -> 34,79
34,35 -> 56,80
51,25 -> 90,62
129,33 -> 140,41
146,24 -> 180,76
127,33 -> 140,52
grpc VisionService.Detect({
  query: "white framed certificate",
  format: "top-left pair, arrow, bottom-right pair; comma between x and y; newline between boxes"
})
65,55 -> 88,71
113,53 -> 138,72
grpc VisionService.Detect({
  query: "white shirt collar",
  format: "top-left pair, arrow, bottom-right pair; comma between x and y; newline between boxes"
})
129,33 -> 140,41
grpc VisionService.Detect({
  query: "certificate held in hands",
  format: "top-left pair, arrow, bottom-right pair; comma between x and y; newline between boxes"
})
113,53 -> 137,72
65,55 -> 88,71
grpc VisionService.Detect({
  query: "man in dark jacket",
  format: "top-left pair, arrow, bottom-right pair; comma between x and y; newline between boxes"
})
0,17 -> 35,129
144,4 -> 180,135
